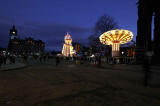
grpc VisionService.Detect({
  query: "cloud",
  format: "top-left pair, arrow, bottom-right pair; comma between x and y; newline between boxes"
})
22,21 -> 90,37
0,20 -> 91,50
18,22 -> 91,50
0,15 -> 14,24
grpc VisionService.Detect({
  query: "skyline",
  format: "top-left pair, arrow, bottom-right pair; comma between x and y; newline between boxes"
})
0,0 -> 138,51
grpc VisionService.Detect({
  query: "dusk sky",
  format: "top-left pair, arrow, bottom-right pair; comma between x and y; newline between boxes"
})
0,0 -> 138,51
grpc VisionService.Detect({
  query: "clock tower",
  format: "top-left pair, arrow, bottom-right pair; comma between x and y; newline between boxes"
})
10,25 -> 18,40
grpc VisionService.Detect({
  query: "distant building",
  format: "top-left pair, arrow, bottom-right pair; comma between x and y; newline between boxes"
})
8,25 -> 45,55
62,32 -> 74,57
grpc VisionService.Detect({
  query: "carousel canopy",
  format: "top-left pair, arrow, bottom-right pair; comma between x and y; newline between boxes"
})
99,29 -> 133,45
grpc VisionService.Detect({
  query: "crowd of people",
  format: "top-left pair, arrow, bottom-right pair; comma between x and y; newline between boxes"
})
0,55 -> 16,68
21,54 -> 49,64
0,53 -> 152,87
54,55 -> 137,67
0,52 -> 137,70
0,53 -> 52,68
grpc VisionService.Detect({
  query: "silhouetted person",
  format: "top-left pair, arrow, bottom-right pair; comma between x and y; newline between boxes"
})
43,55 -> 46,62
12,56 -> 15,63
3,56 -> 7,64
33,55 -> 38,61
98,56 -> 102,67
143,56 -> 151,87
0,55 -> 3,68
23,55 -> 28,64
39,55 -> 43,63
9,56 -> 15,64
55,56 -> 60,66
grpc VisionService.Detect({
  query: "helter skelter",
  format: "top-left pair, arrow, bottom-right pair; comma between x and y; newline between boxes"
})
99,29 -> 133,57
62,32 -> 74,57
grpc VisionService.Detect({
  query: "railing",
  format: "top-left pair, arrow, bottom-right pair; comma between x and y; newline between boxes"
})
101,57 -> 136,64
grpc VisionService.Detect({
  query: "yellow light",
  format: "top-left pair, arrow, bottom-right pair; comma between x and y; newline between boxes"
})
99,29 -> 133,57
62,32 -> 74,57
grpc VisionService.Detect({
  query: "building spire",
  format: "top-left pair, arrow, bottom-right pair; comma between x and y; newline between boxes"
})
12,24 -> 15,29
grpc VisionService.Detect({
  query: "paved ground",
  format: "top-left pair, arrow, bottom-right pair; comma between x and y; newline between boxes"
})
0,60 -> 160,106
0,63 -> 26,71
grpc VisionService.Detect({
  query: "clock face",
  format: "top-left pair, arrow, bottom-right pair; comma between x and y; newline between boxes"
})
13,31 -> 15,34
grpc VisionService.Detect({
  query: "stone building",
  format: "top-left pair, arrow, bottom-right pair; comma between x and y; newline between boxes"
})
8,25 -> 45,55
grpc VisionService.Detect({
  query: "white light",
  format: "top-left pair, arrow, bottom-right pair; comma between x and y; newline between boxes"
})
90,54 -> 95,58
122,51 -> 124,54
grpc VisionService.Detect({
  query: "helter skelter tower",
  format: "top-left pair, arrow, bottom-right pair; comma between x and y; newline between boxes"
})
99,29 -> 133,57
62,32 -> 74,57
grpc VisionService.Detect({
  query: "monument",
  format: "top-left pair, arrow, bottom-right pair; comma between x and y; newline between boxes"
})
136,0 -> 160,64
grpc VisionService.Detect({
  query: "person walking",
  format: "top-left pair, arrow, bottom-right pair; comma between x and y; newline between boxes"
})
0,55 -> 3,68
55,56 -> 60,66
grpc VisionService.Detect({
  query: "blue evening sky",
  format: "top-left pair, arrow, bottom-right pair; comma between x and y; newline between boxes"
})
0,0 -> 138,51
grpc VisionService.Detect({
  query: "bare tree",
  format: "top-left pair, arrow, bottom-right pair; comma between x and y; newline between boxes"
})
94,14 -> 118,36
88,14 -> 118,55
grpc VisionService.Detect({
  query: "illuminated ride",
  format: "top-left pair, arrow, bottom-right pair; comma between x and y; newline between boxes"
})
99,29 -> 133,57
62,32 -> 74,57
